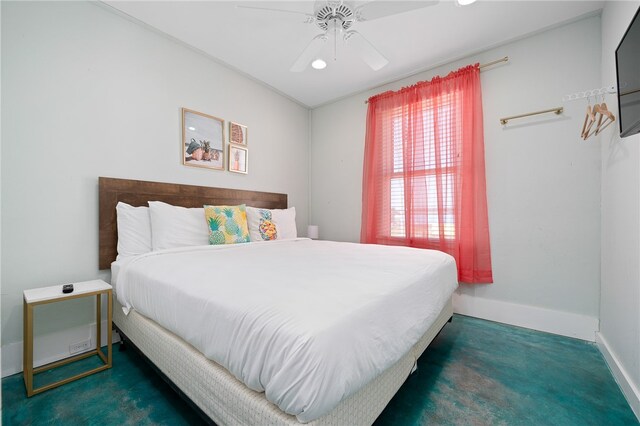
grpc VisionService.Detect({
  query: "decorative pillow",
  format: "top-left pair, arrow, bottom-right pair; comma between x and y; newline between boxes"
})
116,202 -> 152,259
246,206 -> 297,242
251,208 -> 279,241
204,204 -> 250,245
148,201 -> 209,251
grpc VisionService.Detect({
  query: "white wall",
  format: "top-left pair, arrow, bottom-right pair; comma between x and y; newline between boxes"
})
598,1 -> 640,419
1,1 -> 309,374
0,0 -> 3,404
311,16 -> 603,339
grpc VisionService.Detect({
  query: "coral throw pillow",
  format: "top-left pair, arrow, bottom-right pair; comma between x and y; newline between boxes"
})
203,204 -> 250,245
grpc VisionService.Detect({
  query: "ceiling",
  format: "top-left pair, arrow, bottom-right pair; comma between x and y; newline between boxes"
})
104,1 -> 604,108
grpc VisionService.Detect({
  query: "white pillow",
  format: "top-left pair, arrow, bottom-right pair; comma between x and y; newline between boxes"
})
246,206 -> 297,242
116,202 -> 152,259
148,201 -> 209,251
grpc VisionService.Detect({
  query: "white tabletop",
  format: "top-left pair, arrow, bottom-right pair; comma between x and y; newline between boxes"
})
23,279 -> 111,304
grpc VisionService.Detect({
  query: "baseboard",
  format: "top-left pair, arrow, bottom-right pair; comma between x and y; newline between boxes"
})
1,320 -> 120,378
596,332 -> 640,421
452,293 -> 599,341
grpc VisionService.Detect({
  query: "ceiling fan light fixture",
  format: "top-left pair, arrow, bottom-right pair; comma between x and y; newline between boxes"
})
456,0 -> 478,5
311,59 -> 327,70
249,0 -> 438,72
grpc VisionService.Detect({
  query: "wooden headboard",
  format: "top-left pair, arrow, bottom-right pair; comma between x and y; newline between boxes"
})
99,177 -> 288,269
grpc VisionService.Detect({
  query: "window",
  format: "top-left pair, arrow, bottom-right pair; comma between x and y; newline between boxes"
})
387,94 -> 458,241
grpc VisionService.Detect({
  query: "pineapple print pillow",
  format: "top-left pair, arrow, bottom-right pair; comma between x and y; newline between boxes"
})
203,204 -> 250,245
246,206 -> 297,242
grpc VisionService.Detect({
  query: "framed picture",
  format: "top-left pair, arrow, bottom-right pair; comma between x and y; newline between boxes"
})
228,144 -> 248,174
182,108 -> 224,170
229,121 -> 248,145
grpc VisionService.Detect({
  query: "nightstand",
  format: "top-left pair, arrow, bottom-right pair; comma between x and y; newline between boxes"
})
23,279 -> 113,397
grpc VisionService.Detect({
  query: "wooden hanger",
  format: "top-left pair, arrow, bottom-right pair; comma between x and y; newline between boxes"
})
595,101 -> 616,135
581,104 -> 593,138
582,98 -> 599,140
584,103 -> 603,140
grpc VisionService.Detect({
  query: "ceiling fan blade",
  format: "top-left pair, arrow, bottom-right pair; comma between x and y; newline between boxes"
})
344,31 -> 389,71
355,1 -> 438,22
290,34 -> 328,72
236,5 -> 315,22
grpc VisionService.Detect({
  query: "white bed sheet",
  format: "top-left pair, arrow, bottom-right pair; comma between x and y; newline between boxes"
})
115,238 -> 457,422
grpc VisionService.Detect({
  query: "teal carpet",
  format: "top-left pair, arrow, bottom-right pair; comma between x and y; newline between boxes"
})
2,315 -> 638,425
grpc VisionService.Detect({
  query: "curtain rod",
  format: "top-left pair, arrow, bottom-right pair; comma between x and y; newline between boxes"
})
364,56 -> 509,104
478,56 -> 509,70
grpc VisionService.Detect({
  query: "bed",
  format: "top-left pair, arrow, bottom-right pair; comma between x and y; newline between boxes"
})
99,177 -> 457,425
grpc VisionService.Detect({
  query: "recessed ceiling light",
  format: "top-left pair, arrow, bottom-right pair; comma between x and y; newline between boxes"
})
188,126 -> 196,131
457,0 -> 477,5
311,59 -> 327,70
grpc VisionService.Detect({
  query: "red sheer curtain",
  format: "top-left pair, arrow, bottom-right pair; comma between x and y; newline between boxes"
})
361,64 -> 492,283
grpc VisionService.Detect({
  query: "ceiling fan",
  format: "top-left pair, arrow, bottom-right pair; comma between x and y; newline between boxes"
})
238,1 -> 438,72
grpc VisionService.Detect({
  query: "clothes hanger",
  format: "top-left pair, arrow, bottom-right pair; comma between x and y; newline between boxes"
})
582,96 -> 599,140
581,97 -> 593,139
584,103 -> 603,140
595,94 -> 616,135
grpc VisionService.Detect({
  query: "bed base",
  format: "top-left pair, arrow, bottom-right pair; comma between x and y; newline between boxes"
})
113,297 -> 453,426
114,325 -> 215,425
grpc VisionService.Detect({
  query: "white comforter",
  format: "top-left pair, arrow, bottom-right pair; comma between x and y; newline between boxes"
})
115,239 -> 457,422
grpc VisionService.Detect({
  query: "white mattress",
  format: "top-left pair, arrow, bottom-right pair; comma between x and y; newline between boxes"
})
114,239 -> 457,422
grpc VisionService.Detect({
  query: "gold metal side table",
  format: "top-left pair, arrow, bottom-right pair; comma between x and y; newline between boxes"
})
23,279 -> 113,397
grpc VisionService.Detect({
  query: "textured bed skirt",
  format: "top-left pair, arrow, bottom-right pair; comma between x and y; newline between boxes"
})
113,297 -> 453,425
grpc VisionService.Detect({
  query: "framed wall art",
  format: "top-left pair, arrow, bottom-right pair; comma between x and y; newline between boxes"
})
228,144 -> 248,174
182,108 -> 225,170
229,121 -> 248,145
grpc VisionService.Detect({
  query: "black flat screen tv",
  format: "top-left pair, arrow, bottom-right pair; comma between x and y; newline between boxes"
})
616,6 -> 640,138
